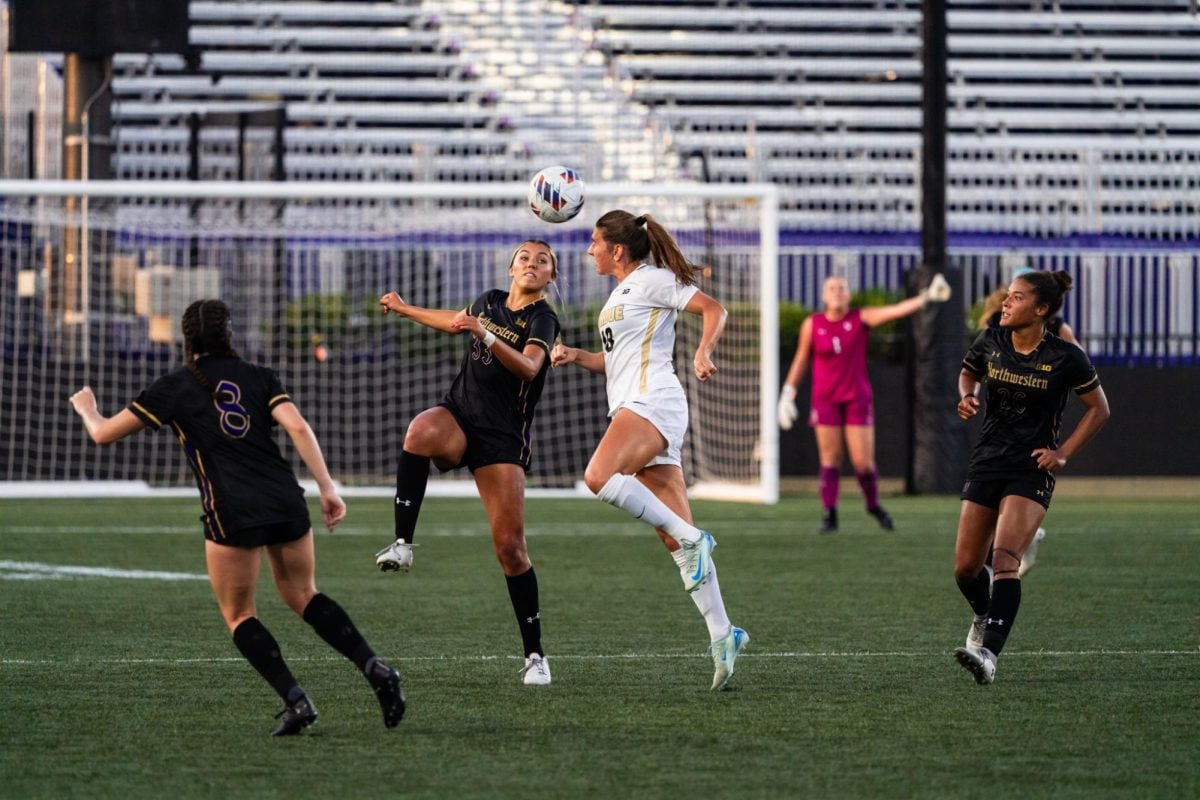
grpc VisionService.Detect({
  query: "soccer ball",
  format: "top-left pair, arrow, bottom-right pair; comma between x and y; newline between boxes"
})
528,166 -> 585,223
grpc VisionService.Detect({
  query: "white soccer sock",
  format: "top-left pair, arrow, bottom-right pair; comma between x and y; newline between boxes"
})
596,473 -> 703,544
671,549 -> 732,641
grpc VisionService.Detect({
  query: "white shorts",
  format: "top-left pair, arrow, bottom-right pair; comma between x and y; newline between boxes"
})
614,386 -> 689,468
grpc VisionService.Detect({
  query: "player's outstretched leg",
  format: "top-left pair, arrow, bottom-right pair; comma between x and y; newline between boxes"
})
379,449 -> 431,571
301,593 -> 406,728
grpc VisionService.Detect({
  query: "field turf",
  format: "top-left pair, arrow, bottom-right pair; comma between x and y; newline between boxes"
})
2,494 -> 1197,799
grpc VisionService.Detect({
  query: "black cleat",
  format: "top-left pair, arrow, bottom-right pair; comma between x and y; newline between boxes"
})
819,508 -> 838,534
366,658 -> 406,728
271,694 -> 317,736
869,506 -> 895,531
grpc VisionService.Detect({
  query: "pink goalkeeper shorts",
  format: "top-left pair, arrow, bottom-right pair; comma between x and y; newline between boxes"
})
809,397 -> 874,427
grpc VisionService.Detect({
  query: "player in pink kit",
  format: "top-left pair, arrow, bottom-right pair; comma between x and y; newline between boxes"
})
778,274 -> 950,533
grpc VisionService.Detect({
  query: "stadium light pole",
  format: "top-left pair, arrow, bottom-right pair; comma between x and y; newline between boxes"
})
908,0 -> 969,494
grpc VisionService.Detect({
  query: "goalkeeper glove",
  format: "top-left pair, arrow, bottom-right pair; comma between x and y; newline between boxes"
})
920,273 -> 951,305
777,385 -> 799,431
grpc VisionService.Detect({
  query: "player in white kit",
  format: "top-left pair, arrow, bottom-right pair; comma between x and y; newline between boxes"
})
552,210 -> 749,691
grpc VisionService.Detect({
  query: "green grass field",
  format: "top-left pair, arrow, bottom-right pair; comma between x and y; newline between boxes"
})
2,494 -> 1197,799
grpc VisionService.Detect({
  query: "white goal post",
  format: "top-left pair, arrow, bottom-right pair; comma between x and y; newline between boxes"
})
0,179 -> 779,503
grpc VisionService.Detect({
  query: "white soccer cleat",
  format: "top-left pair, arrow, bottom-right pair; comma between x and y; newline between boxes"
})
710,626 -> 749,691
679,532 -> 716,593
375,539 -> 416,572
966,614 -> 987,651
954,646 -> 997,685
1019,527 -> 1047,578
520,653 -> 551,686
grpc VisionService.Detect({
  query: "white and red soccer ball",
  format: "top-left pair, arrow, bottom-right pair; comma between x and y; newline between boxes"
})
528,166 -> 585,223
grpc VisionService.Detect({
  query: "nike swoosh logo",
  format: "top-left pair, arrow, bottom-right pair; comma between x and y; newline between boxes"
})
690,539 -> 707,581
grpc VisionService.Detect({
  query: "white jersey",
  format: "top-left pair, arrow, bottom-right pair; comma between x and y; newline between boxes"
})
598,263 -> 699,416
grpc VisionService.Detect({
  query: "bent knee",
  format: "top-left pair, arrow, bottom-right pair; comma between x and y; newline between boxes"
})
403,424 -> 441,456
583,465 -> 614,496
279,587 -> 318,617
223,610 -> 256,633
953,564 -> 984,584
494,540 -> 530,573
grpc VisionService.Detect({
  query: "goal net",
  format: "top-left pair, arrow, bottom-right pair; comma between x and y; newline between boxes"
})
0,180 -> 779,503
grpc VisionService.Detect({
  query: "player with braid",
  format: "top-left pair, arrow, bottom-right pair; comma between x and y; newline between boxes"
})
552,210 -> 748,691
69,299 -> 405,735
374,240 -> 560,686
953,270 -> 1109,684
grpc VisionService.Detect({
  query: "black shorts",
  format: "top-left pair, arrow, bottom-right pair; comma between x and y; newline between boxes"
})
208,516 -> 312,548
438,400 -> 532,473
961,473 -> 1055,510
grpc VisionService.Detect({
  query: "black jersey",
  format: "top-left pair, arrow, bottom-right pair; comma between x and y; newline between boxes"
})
442,290 -> 560,439
128,357 -> 307,540
962,328 -> 1100,479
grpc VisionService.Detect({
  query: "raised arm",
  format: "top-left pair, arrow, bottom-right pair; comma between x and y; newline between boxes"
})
859,273 -> 951,328
271,402 -> 346,532
379,291 -> 463,333
69,387 -> 147,444
683,289 -> 727,381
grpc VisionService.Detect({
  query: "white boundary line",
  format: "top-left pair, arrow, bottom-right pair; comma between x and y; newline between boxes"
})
0,560 -> 208,581
2,649 -> 1195,667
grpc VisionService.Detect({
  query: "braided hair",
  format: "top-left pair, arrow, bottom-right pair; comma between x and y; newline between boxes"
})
181,299 -> 239,394
594,210 -> 702,286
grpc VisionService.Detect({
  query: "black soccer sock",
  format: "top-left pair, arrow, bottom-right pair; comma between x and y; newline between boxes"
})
956,567 -> 992,617
505,567 -> 543,658
394,449 -> 431,542
302,593 -> 376,672
232,617 -> 303,703
982,578 -> 1022,656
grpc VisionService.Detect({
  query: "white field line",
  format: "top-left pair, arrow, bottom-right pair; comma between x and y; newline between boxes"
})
0,560 -> 208,581
2,649 -> 1196,667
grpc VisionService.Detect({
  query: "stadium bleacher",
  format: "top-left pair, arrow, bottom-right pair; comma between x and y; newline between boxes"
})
1,0 -> 1197,233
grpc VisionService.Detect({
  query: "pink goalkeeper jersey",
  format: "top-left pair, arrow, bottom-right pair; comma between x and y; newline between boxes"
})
810,308 -> 873,404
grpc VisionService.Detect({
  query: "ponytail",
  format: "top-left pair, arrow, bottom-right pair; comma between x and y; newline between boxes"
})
594,209 -> 702,286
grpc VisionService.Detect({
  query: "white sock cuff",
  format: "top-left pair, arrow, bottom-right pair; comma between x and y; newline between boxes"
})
596,473 -> 628,504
